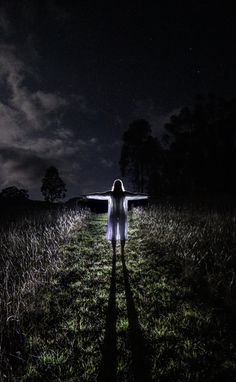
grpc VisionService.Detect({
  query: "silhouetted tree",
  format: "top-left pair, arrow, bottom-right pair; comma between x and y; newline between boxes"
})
163,95 -> 236,194
119,119 -> 163,193
120,96 -> 236,197
41,166 -> 66,202
0,186 -> 29,201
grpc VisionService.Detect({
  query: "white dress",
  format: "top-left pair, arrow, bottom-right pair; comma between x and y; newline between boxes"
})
86,191 -> 148,241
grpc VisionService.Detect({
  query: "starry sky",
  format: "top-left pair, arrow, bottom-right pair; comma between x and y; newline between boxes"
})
0,1 -> 235,199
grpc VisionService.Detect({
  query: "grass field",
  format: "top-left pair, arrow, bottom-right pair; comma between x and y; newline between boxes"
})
1,204 -> 236,381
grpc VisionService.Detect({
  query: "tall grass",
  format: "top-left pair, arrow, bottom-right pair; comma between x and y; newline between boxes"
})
128,204 -> 236,380
133,204 -> 236,308
0,207 -> 90,378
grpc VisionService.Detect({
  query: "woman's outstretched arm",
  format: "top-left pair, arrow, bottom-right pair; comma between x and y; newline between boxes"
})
125,191 -> 149,201
84,190 -> 111,200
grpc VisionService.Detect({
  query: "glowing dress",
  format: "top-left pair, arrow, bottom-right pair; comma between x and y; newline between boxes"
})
86,191 -> 148,241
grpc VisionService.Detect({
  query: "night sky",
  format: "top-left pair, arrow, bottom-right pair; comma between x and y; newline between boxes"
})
0,1 -> 235,199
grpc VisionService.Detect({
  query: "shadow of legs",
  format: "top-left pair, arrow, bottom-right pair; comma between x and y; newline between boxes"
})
98,251 -> 117,382
121,253 -> 152,382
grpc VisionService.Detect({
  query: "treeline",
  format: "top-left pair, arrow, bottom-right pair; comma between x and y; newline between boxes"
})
0,166 -> 66,203
120,95 -> 236,196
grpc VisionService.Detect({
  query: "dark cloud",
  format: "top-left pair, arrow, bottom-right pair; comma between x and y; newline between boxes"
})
0,2 -> 234,198
0,6 -> 10,35
0,9 -> 114,198
0,145 -> 50,189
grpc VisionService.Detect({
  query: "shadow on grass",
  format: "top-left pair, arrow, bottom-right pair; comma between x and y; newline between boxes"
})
98,250 -> 152,382
121,253 -> 152,382
98,252 -> 117,382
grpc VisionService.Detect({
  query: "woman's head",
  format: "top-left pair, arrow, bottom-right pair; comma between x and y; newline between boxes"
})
111,179 -> 125,193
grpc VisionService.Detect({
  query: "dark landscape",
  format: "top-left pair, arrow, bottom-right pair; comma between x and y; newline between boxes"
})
0,1 -> 236,381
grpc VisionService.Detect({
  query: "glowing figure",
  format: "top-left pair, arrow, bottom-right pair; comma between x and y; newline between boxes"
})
85,179 -> 148,255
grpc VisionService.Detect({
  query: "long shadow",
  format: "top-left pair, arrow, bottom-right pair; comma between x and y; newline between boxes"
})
98,252 -> 117,382
121,253 -> 152,382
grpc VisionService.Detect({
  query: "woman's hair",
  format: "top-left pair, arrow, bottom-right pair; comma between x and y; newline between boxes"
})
111,179 -> 125,192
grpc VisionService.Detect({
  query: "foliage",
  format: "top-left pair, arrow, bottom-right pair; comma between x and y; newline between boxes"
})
0,186 -> 29,201
164,95 -> 236,194
119,119 -> 163,193
41,166 -> 67,202
120,96 -> 236,196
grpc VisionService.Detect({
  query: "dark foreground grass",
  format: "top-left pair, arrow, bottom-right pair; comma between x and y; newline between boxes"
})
129,205 -> 236,381
0,208 -> 89,380
3,205 -> 236,381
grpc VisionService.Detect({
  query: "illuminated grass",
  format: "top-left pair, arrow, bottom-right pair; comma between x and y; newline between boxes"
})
18,215 -> 111,381
1,204 -> 236,381
0,207 -> 90,380
127,205 -> 236,381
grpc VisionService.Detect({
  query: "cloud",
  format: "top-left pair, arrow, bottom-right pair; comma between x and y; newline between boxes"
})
101,158 -> 114,168
0,42 -> 102,197
0,44 -> 68,131
70,94 -> 96,114
0,7 -> 10,35
0,41 -> 70,193
0,8 -> 120,199
33,90 -> 67,112
0,146 -> 50,188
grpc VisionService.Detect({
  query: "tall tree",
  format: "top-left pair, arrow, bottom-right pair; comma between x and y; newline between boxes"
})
41,166 -> 66,202
163,95 -> 236,194
119,119 -> 163,193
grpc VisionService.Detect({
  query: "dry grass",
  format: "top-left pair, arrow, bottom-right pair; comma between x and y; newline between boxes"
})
0,207 -> 90,379
1,203 -> 236,381
133,204 -> 236,307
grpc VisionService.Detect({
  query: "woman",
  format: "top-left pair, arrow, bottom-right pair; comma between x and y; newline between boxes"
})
84,179 -> 148,255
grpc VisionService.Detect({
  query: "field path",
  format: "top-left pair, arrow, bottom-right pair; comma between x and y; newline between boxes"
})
23,212 -> 152,381
22,210 -> 236,382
